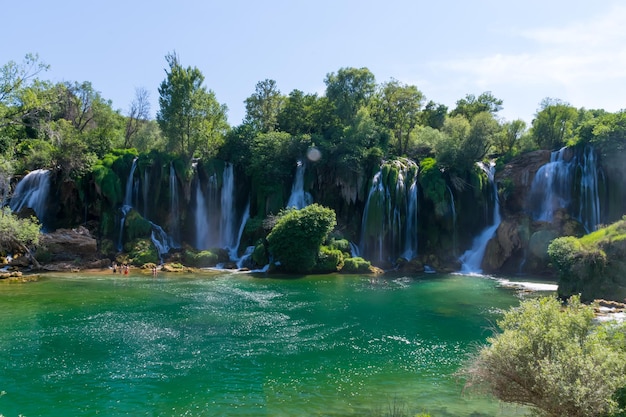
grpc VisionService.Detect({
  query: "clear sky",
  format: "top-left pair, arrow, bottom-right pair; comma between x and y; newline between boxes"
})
4,0 -> 625,126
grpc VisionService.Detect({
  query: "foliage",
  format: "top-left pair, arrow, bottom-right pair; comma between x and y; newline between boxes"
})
0,207 -> 40,254
123,209 -> 152,241
267,204 -> 337,273
328,237 -> 351,254
450,91 -> 502,120
184,249 -> 219,267
373,79 -> 424,155
547,236 -> 584,273
531,98 -> 579,150
313,246 -> 344,273
462,295 -> 626,417
341,256 -> 371,273
157,52 -> 229,164
418,158 -> 447,215
125,238 -> 159,265
244,79 -> 283,133
325,67 -> 376,124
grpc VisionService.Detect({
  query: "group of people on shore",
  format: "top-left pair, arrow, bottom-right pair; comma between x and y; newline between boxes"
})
112,262 -> 129,275
112,262 -> 159,277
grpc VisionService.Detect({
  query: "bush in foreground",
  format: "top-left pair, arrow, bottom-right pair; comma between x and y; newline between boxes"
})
461,296 -> 626,417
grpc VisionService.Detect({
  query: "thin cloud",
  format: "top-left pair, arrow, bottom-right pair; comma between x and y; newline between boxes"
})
434,4 -> 626,100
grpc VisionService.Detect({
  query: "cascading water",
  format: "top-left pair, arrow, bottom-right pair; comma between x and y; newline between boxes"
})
193,163 -> 248,262
169,163 -> 180,244
117,158 -> 138,251
577,145 -> 602,232
528,145 -> 603,232
459,162 -> 501,274
9,169 -> 51,228
286,160 -> 313,209
359,159 -> 419,264
401,178 -> 419,260
528,147 -> 575,223
117,158 -> 178,260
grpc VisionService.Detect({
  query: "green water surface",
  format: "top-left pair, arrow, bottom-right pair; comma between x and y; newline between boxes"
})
0,272 -> 536,416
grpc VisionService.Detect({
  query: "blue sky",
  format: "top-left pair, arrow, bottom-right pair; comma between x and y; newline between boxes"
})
4,0 -> 625,126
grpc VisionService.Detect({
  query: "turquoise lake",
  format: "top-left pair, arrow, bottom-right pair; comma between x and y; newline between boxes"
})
0,271 -> 548,416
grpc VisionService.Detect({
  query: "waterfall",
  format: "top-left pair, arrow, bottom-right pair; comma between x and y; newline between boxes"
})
193,163 -> 248,261
528,147 -> 575,223
359,159 -> 419,264
401,178 -> 419,260
528,145 -> 602,232
9,169 -> 51,227
577,146 -> 602,232
194,172 -> 210,250
459,162 -> 501,274
117,158 -> 178,260
169,163 -> 180,244
286,160 -> 313,209
118,158 -> 138,251
220,163 -> 236,249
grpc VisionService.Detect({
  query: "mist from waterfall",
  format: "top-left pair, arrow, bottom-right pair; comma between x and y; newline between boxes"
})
459,162 -> 501,274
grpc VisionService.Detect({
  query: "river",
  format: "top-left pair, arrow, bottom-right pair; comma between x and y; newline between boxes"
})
0,271 -> 553,416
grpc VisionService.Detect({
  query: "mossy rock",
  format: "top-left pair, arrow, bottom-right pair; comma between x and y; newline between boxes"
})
341,257 -> 372,273
313,246 -> 344,273
184,249 -> 219,267
126,238 -> 159,265
124,210 -> 152,241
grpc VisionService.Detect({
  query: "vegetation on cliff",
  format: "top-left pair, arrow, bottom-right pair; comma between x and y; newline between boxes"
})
463,295 -> 626,417
549,217 -> 626,302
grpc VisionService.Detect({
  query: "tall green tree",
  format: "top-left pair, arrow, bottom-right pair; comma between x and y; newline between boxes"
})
157,52 -> 229,164
324,67 -> 376,125
450,91 -> 503,121
494,119 -> 527,155
373,79 -> 424,156
531,98 -> 578,150
277,89 -> 318,135
244,79 -> 283,133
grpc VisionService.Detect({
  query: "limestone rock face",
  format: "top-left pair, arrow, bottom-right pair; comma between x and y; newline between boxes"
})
496,150 -> 550,215
39,226 -> 99,261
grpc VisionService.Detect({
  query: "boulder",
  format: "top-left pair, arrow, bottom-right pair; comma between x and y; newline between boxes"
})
39,226 -> 99,261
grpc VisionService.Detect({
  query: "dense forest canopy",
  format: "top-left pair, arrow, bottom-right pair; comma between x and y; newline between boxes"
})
2,51 -> 624,185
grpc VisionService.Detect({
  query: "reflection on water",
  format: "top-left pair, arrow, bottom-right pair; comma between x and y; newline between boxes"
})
0,272 -> 549,416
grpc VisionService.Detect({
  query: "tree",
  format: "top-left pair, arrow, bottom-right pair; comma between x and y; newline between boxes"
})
125,87 -> 151,148
450,91 -> 503,120
0,207 -> 41,267
373,79 -> 424,156
462,296 -> 626,417
324,67 -> 376,124
421,100 -> 448,130
0,53 -> 49,108
267,204 -> 337,273
531,98 -> 578,150
244,79 -> 283,133
277,89 -> 318,135
157,52 -> 229,164
494,119 -> 527,155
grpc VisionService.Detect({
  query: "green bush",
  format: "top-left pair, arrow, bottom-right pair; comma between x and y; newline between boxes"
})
252,241 -> 269,267
126,238 -> 158,265
267,204 -> 336,273
313,246 -> 344,273
547,236 -> 583,273
462,296 -> 626,417
0,207 -> 41,254
328,237 -> 351,254
341,256 -> 371,273
184,250 -> 219,267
